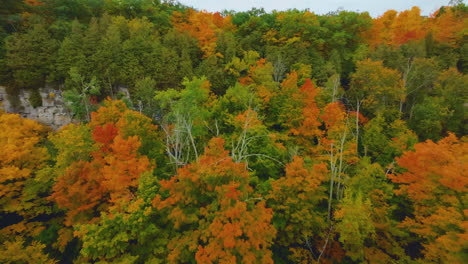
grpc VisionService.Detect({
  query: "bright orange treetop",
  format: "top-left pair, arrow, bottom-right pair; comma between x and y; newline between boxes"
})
50,101 -> 153,226
391,134 -> 467,263
153,137 -> 276,264
172,9 -> 234,58
365,7 -> 427,47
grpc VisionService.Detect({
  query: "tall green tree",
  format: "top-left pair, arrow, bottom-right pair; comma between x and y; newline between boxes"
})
5,21 -> 58,89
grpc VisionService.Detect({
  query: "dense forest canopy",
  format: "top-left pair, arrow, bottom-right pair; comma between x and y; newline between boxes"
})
0,0 -> 467,263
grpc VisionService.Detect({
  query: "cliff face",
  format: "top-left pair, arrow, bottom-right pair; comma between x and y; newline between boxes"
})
0,86 -> 72,129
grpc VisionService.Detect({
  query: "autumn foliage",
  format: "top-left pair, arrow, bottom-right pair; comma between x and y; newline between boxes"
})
153,137 -> 275,263
0,1 -> 467,263
172,9 -> 234,57
364,5 -> 467,48
268,156 -> 327,263
365,7 -> 427,47
0,113 -> 50,215
50,101 -> 153,226
391,134 -> 468,263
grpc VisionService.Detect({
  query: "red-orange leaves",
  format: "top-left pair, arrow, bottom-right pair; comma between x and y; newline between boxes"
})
172,9 -> 234,57
101,135 -> 148,206
391,134 -> 467,263
51,161 -> 106,226
154,137 -> 275,264
50,101 -> 152,226
365,6 -> 467,48
392,133 -> 467,200
92,123 -> 118,151
51,133 -> 150,226
291,79 -> 322,140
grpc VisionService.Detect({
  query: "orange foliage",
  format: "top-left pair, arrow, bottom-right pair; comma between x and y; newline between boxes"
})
290,79 -> 322,139
153,137 -> 276,263
429,6 -> 468,47
365,7 -> 427,47
390,7 -> 427,45
89,99 -> 127,127
50,101 -> 153,226
349,111 -> 368,125
92,123 -> 118,151
320,101 -> 346,132
365,5 -> 467,48
391,134 -> 467,263
172,9 -> 234,57
364,10 -> 397,47
233,108 -> 262,130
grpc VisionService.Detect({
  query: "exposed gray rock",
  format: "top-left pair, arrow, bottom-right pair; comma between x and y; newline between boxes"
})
0,86 -> 72,129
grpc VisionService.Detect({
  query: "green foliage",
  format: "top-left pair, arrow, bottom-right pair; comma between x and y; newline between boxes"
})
62,67 -> 100,121
49,123 -> 95,171
335,190 -> 375,261
78,188 -> 169,263
349,59 -> 404,117
133,77 -> 157,117
55,19 -> 86,82
155,76 -> 213,138
409,96 -> 450,141
4,20 -> 58,89
362,114 -> 418,165
433,68 -> 468,135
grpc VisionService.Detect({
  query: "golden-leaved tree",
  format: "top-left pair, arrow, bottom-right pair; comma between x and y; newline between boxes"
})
0,112 -> 55,262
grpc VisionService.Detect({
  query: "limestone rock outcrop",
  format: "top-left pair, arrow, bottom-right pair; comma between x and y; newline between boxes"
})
0,86 -> 72,129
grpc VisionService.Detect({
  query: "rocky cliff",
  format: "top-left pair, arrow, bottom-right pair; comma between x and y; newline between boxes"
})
0,86 -> 72,129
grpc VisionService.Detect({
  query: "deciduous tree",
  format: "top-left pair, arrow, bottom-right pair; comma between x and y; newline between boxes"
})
390,134 -> 468,263
153,137 -> 276,264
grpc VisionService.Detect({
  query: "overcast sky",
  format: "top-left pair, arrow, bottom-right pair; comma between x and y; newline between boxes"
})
178,0 -> 457,17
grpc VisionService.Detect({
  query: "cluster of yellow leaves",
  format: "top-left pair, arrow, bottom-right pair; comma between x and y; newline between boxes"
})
263,11 -> 318,45
334,191 -> 375,261
0,113 -> 49,210
0,237 -> 56,264
0,113 -> 58,259
0,113 -> 51,238
349,59 -> 405,114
